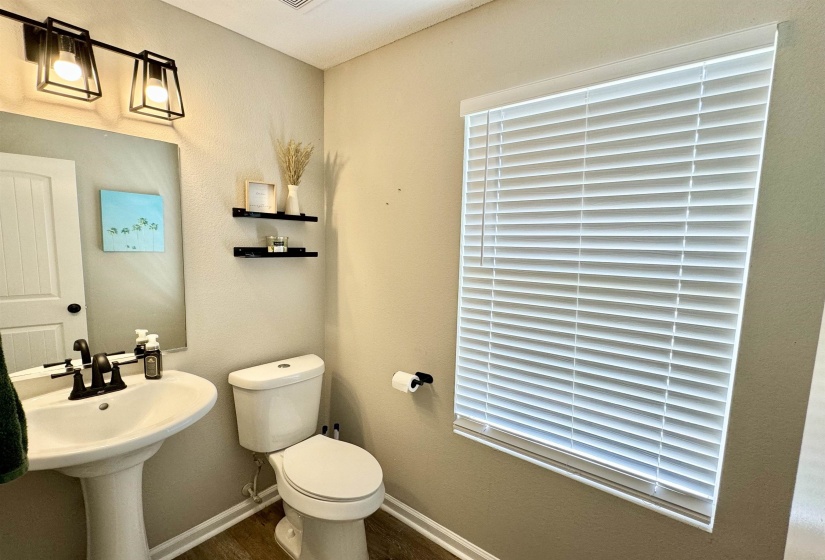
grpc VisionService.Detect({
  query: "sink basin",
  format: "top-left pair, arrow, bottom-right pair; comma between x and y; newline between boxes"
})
25,370 -> 216,472
22,370 -> 217,560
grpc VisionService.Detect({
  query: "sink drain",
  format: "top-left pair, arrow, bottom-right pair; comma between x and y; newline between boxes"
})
99,403 -> 109,410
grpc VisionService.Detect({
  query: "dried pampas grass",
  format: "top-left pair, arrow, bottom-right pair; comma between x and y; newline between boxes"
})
277,139 -> 315,186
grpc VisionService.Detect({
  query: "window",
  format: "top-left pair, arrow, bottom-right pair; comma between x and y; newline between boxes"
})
454,25 -> 777,528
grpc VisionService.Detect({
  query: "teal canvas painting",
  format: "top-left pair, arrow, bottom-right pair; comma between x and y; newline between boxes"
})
101,190 -> 164,252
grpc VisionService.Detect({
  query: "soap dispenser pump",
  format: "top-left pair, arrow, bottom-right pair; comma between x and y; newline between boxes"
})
144,334 -> 162,380
134,329 -> 149,359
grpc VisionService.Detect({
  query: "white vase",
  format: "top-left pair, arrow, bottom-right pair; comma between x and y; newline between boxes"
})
285,184 -> 301,215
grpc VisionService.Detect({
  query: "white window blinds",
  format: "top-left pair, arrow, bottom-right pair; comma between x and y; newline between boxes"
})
454,27 -> 776,527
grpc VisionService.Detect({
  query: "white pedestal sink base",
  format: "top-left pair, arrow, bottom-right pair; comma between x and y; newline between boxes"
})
22,371 -> 217,560
59,442 -> 163,560
82,462 -> 149,560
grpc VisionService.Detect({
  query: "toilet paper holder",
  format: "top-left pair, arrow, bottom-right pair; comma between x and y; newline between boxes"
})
411,372 -> 434,388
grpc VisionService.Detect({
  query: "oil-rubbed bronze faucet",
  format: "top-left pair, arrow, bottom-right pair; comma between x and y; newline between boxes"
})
49,340 -> 135,400
73,338 -> 92,367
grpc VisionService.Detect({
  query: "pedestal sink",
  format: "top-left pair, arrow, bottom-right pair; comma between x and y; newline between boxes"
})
22,370 -> 217,560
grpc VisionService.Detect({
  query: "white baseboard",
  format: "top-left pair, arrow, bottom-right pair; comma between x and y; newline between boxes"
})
149,486 -> 495,560
381,494 -> 500,560
149,485 -> 281,560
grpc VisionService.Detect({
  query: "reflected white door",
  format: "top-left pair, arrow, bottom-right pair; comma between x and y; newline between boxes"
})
0,153 -> 87,374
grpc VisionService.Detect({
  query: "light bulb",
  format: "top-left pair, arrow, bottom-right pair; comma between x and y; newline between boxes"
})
145,77 -> 169,104
53,50 -> 82,82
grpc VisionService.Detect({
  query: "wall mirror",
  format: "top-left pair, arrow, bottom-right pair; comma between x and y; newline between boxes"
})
0,111 -> 186,376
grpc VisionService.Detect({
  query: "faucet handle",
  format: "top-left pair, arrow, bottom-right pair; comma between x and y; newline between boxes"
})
50,367 -> 78,379
111,358 -> 139,366
108,363 -> 127,390
50,368 -> 87,400
43,357 -> 72,369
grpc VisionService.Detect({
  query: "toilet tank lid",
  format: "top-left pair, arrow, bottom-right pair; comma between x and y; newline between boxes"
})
228,354 -> 324,390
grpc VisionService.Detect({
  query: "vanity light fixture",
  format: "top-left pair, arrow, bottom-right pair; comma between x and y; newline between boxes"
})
30,18 -> 102,102
0,8 -> 185,120
130,51 -> 185,120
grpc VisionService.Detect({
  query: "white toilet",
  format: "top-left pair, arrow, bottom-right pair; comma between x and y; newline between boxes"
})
228,355 -> 384,560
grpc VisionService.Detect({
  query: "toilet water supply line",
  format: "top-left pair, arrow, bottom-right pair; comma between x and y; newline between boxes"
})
241,423 -> 341,503
242,453 -> 264,504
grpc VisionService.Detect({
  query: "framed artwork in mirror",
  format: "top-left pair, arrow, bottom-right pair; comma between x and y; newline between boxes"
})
101,190 -> 165,252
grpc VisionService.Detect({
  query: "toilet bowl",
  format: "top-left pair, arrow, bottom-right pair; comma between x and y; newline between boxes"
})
228,355 -> 384,560
268,436 -> 384,559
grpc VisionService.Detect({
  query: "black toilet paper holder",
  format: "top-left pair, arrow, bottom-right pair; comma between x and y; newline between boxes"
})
411,372 -> 434,388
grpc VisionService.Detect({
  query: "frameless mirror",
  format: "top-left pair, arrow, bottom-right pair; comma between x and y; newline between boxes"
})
0,111 -> 186,375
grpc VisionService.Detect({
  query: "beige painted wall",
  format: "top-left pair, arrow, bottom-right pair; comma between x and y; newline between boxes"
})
0,0 -> 324,558
784,303 -> 825,560
0,111 -> 187,358
324,1 -> 825,559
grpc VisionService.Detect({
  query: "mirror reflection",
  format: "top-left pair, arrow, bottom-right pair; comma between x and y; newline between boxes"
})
0,112 -> 186,375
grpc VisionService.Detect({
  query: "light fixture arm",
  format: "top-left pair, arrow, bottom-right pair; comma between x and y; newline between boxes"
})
0,8 -> 184,119
0,8 -> 174,69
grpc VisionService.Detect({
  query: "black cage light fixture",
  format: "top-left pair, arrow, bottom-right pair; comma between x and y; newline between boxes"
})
29,18 -> 102,101
1,8 -> 185,121
130,51 -> 185,120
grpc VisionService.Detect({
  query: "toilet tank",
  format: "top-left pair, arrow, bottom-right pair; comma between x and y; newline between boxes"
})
228,355 -> 324,453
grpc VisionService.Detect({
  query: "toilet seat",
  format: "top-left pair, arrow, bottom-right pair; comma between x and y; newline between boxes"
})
282,435 -> 383,502
269,449 -> 385,522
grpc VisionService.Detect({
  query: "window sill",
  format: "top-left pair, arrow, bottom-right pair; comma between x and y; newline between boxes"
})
453,425 -> 714,532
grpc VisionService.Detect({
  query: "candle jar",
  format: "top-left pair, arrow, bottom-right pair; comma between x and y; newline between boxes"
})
265,236 -> 288,253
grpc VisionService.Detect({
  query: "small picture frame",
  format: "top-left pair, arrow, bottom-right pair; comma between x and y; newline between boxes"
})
245,180 -> 277,213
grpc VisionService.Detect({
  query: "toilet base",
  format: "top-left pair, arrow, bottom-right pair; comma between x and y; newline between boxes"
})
275,517 -> 302,559
275,503 -> 369,560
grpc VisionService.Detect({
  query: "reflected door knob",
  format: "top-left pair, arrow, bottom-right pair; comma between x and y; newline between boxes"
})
67,303 -> 82,314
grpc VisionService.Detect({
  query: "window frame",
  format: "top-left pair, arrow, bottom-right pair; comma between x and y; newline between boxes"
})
453,24 -> 778,530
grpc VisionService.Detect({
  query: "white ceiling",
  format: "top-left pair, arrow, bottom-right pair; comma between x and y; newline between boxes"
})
159,0 -> 494,70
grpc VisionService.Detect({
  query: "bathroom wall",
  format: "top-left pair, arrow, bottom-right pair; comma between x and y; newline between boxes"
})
324,1 -> 825,559
0,0 -> 324,558
784,303 -> 825,560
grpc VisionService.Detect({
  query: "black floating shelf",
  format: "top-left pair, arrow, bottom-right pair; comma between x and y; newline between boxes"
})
234,247 -> 318,258
232,207 -> 318,222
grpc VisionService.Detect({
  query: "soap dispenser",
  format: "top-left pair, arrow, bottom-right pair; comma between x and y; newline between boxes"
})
144,334 -> 162,380
134,329 -> 149,359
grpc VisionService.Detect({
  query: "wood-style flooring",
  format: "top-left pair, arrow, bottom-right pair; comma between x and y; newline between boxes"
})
176,501 -> 459,560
